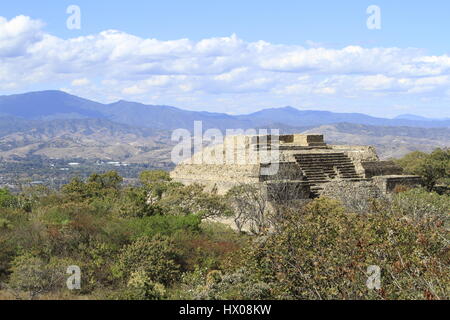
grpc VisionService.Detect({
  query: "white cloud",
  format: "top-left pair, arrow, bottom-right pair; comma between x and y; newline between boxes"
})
0,15 -> 44,57
71,78 -> 90,87
1,15 -> 450,117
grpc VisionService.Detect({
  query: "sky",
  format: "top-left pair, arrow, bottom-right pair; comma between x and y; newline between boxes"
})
0,0 -> 450,118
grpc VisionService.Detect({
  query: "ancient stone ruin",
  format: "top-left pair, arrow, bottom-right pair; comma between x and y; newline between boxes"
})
171,134 -> 422,201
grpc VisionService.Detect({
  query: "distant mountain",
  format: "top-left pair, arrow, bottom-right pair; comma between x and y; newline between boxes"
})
237,107 -> 450,128
0,116 -> 173,163
0,91 -> 105,120
0,91 -> 449,129
0,90 -> 448,163
103,100 -> 253,131
394,114 -> 433,121
0,91 -> 252,131
301,123 -> 450,159
0,116 -> 447,162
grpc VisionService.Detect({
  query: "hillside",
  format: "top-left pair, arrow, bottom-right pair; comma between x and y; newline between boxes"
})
302,123 -> 450,159
0,116 -> 448,163
0,91 -> 448,164
0,117 -> 174,164
1,91 -> 449,130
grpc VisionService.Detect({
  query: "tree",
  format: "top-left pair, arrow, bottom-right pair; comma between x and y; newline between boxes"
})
159,184 -> 232,219
140,170 -> 171,186
396,149 -> 449,191
115,187 -> 155,218
226,184 -> 272,235
87,171 -> 123,196
62,171 -> 124,200
139,170 -> 181,206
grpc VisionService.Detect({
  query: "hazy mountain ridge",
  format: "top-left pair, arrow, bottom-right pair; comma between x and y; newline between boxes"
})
1,91 -> 449,129
0,117 -> 174,163
0,116 -> 448,163
302,123 -> 450,159
0,91 -> 448,163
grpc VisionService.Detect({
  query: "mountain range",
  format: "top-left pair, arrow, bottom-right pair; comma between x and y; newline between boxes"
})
0,90 -> 448,163
1,90 -> 449,130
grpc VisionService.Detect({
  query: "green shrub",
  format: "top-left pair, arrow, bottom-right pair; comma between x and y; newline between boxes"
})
114,187 -> 156,218
7,253 -> 73,299
124,215 -> 201,239
391,188 -> 450,223
114,234 -> 181,286
0,188 -> 17,208
119,270 -> 166,300
178,268 -> 273,300
396,149 -> 450,190
243,197 -> 449,300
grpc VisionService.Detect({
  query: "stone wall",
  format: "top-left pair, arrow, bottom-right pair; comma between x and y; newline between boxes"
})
330,145 -> 379,176
372,175 -> 423,193
171,134 -> 422,201
362,161 -> 404,178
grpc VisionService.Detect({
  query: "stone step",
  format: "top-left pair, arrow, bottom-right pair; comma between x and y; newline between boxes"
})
296,158 -> 351,162
295,152 -> 363,195
295,153 -> 347,156
295,156 -> 350,160
297,162 -> 354,167
297,159 -> 353,163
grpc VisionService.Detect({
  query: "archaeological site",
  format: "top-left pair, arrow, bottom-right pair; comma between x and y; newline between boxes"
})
171,134 -> 423,202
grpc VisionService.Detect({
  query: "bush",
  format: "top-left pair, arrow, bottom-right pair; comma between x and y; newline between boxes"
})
321,181 -> 385,214
159,184 -> 232,219
124,215 -> 202,240
396,149 -> 450,190
114,234 -> 181,286
7,253 -> 72,299
0,188 -> 17,208
114,187 -> 156,218
119,270 -> 166,300
391,188 -> 450,224
179,268 -> 273,300
173,222 -> 249,271
244,197 -> 449,300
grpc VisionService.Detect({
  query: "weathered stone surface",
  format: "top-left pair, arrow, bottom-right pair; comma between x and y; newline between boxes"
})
170,134 -> 422,200
361,161 -> 404,178
372,175 -> 423,193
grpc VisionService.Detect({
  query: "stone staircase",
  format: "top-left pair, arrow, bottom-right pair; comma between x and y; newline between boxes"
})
294,152 -> 363,198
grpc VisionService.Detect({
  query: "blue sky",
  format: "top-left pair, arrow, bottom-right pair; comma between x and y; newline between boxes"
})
1,1 -> 450,117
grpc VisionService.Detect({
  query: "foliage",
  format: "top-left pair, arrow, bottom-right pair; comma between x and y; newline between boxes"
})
159,184 -> 232,219
181,268 -> 273,300
114,187 -> 155,218
321,181 -> 385,214
396,148 -> 450,190
7,253 -> 71,299
1,169 -> 448,301
114,234 -> 181,286
124,215 -> 202,239
62,171 -> 123,201
0,188 -> 17,208
119,270 -> 166,300
389,188 -> 450,227
226,184 -> 272,235
243,197 -> 449,300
